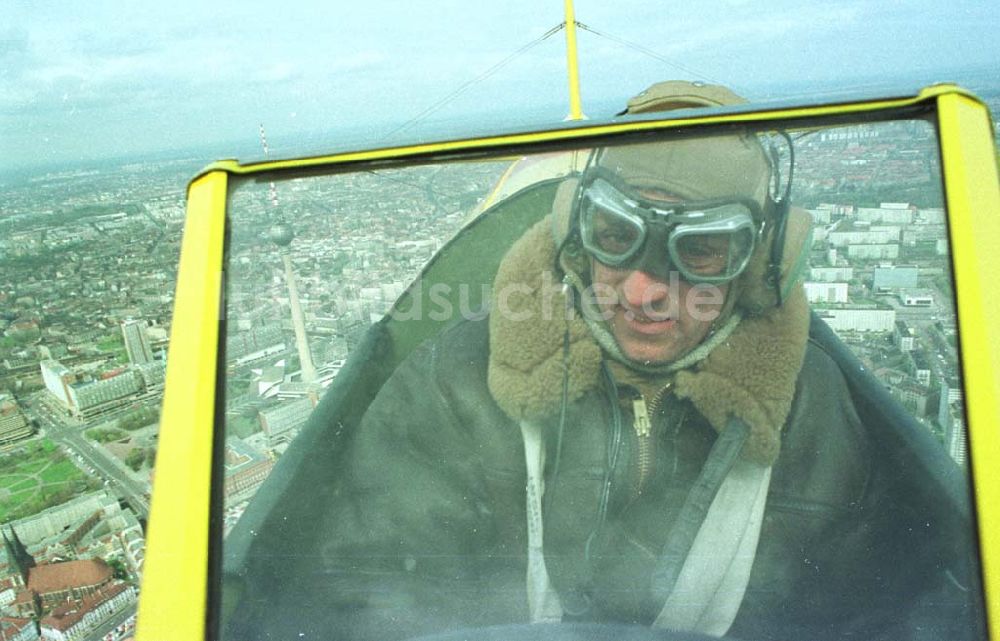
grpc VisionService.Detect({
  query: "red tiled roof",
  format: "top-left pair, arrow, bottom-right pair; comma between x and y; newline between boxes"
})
49,600 -> 76,617
27,559 -> 112,594
80,581 -> 127,609
40,604 -> 85,633
0,617 -> 33,641
9,590 -> 32,605
40,582 -> 133,633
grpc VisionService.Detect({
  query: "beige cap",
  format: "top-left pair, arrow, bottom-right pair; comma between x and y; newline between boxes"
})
625,79 -> 749,113
596,134 -> 771,207
600,80 -> 771,207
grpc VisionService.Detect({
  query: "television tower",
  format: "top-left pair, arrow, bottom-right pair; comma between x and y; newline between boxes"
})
261,124 -> 318,385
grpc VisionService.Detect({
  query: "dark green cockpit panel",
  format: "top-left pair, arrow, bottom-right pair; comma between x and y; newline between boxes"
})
220,177 -> 560,627
384,178 -> 560,365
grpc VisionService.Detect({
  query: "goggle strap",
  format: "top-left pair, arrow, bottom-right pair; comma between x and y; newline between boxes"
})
767,196 -> 790,307
766,131 -> 796,307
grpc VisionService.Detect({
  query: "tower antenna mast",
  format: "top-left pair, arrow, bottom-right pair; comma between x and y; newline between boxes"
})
260,124 -> 318,385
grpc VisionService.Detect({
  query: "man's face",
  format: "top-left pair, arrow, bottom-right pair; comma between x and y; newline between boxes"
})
590,258 -> 729,366
585,184 -> 732,365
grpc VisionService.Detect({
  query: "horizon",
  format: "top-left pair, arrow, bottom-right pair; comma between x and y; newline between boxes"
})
4,0 -> 1000,179
5,69 -> 999,187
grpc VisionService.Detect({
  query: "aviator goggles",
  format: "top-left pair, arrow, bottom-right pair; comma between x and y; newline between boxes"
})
575,169 -> 762,284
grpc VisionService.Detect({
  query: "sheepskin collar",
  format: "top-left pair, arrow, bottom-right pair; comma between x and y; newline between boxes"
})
487,216 -> 810,466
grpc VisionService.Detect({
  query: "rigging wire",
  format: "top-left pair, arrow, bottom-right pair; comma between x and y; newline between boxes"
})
384,20 -> 738,141
574,22 -> 733,92
381,24 -> 565,141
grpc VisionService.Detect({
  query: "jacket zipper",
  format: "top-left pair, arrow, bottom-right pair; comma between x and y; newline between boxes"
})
631,383 -> 672,495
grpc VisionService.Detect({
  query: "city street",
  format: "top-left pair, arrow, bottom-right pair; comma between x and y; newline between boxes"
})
21,392 -> 150,518
82,607 -> 136,641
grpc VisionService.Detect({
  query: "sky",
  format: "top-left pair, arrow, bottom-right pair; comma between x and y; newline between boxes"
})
2,0 -> 999,175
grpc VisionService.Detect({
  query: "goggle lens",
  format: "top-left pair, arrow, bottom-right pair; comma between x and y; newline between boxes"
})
577,177 -> 758,283
672,226 -> 754,280
586,200 -> 644,257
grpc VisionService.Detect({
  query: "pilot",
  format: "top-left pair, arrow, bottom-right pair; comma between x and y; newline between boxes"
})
235,82 -> 978,641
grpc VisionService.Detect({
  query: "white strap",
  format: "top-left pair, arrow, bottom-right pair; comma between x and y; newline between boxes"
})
653,460 -> 772,635
519,420 -> 563,623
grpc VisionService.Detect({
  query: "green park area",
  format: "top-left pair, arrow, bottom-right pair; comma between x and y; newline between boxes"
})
96,334 -> 128,364
86,427 -> 129,443
0,439 -> 100,523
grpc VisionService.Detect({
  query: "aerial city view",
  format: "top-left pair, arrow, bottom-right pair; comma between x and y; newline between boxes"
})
0,104 -> 996,640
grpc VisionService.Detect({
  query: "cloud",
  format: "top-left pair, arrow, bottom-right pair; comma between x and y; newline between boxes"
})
70,32 -> 161,58
4,0 -> 999,173
325,50 -> 388,74
0,27 -> 29,57
0,28 -> 32,82
0,21 -> 241,115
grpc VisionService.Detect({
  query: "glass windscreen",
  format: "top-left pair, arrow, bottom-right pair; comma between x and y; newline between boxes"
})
218,118 -> 983,641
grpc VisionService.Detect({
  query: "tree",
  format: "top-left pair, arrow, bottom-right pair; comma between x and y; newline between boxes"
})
108,558 -> 130,580
124,448 -> 145,472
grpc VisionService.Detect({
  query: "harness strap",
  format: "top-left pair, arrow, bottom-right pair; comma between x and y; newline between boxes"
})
651,417 -> 751,600
520,420 -> 564,623
520,416 -> 771,633
653,460 -> 771,634
651,417 -> 772,634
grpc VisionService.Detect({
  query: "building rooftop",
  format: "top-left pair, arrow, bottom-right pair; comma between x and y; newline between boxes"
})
27,558 -> 112,595
0,617 -> 33,641
224,438 -> 269,473
39,582 -> 130,632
